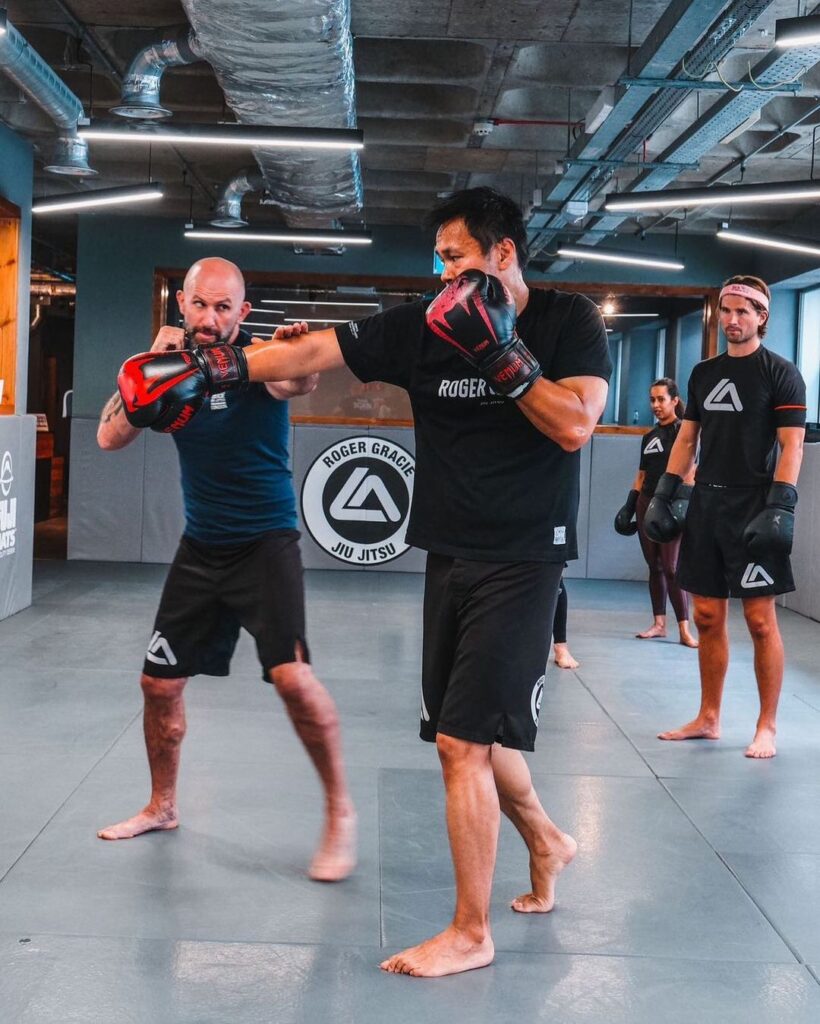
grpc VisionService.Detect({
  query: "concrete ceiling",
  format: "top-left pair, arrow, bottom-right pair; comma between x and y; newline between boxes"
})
5,0 -> 820,270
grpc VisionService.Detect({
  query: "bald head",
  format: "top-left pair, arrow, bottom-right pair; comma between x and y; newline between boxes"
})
183,257 -> 246,300
177,257 -> 251,346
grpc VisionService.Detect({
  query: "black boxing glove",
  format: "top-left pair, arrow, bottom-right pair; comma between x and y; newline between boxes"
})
643,473 -> 688,544
614,489 -> 640,536
743,482 -> 797,557
117,344 -> 248,433
425,269 -> 541,399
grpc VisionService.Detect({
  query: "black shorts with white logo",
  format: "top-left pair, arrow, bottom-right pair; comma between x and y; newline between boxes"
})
677,484 -> 794,599
143,529 -> 308,681
420,554 -> 564,751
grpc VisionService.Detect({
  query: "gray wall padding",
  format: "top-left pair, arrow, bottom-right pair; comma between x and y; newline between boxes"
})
782,443 -> 820,622
67,418 -> 146,561
587,433 -> 648,582
0,415 -> 36,620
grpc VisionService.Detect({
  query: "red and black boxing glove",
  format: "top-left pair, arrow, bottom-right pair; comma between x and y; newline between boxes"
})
425,269 -> 541,399
117,344 -> 248,433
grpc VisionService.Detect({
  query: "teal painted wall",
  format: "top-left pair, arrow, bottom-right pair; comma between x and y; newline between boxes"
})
0,123 -> 33,411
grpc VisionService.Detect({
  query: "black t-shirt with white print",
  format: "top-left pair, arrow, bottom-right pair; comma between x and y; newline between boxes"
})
684,346 -> 806,486
638,420 -> 680,496
334,287 -> 612,562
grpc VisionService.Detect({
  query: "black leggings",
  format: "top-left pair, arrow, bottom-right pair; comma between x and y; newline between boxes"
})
552,576 -> 568,644
636,493 -> 689,622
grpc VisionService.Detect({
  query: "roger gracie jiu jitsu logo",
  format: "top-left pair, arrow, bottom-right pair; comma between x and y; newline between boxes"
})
301,436 -> 414,565
0,451 -> 16,559
643,436 -> 664,455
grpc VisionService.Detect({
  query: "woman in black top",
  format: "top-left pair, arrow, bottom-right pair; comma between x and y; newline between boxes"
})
614,378 -> 698,647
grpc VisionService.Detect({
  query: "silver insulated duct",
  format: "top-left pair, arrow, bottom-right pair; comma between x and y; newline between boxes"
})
181,0 -> 363,228
111,28 -> 203,119
211,167 -> 265,227
0,13 -> 94,175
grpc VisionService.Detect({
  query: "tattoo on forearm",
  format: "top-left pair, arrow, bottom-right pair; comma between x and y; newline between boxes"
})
101,394 -> 123,423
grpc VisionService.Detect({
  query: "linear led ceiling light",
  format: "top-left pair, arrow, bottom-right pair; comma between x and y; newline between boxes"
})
32,183 -> 164,214
557,245 -> 684,271
716,226 -> 820,258
261,298 -> 380,309
605,180 -> 820,212
775,14 -> 820,48
185,228 -> 372,246
79,120 -> 364,152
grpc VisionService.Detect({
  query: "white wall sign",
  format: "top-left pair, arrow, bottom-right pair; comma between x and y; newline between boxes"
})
301,435 -> 415,566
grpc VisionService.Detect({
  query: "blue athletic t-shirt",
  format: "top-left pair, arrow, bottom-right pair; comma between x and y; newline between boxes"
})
172,331 -> 297,544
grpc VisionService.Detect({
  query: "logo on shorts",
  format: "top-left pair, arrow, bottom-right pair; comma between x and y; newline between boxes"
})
210,393 -> 227,411
420,688 -> 431,723
146,630 -> 178,666
704,378 -> 743,412
530,675 -> 545,726
643,437 -> 664,455
740,563 -> 774,589
301,436 -> 414,565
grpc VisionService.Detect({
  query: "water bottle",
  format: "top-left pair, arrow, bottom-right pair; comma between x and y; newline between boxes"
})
632,409 -> 639,424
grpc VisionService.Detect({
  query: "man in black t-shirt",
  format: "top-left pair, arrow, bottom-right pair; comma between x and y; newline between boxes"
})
646,275 -> 806,759
126,189 -> 612,977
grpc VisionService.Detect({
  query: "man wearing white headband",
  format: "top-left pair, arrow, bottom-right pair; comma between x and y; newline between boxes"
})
644,274 -> 806,758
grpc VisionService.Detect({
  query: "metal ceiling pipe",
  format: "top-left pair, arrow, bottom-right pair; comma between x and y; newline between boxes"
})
210,167 -> 265,227
30,283 -> 77,297
111,27 -> 204,119
181,0 -> 363,229
0,13 -> 95,176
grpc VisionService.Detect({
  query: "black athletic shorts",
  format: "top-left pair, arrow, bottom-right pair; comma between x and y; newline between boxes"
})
420,554 -> 564,751
677,484 -> 794,599
143,529 -> 309,681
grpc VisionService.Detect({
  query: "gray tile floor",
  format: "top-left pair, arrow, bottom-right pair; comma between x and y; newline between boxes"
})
2,562 -> 820,1022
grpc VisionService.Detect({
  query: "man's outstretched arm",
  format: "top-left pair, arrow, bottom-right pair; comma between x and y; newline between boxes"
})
244,327 -> 346,383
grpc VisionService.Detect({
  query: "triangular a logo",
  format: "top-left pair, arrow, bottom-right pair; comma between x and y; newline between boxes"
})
145,630 -> 178,665
329,466 -> 401,523
704,378 -> 743,412
740,563 -> 774,589
643,436 -> 664,454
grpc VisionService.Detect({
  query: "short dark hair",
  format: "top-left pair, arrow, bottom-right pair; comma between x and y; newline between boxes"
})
426,187 -> 529,270
721,274 -> 771,338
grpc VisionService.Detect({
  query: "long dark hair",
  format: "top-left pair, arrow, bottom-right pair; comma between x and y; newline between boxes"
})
651,377 -> 684,419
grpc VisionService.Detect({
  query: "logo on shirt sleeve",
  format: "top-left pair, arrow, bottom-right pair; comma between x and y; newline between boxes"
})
643,436 -> 665,454
704,378 -> 743,412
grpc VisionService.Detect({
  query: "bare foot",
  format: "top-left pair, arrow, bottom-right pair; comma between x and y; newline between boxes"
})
308,811 -> 357,882
745,727 -> 776,759
379,925 -> 494,978
658,717 -> 720,741
511,833 -> 577,913
553,644 -> 579,670
636,624 -> 666,639
97,806 -> 178,840
678,630 -> 699,649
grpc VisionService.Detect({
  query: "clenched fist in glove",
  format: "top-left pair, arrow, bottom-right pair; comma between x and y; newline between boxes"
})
117,343 -> 248,433
643,473 -> 692,544
743,482 -> 797,557
425,269 -> 541,399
